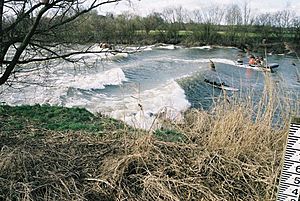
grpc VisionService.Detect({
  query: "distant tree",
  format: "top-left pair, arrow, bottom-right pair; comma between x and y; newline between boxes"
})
195,5 -> 225,44
96,13 -> 117,43
292,16 -> 300,42
191,9 -> 203,24
198,5 -> 225,26
114,12 -> 138,44
277,10 -> 296,41
142,13 -> 164,35
72,10 -> 99,42
161,7 -> 184,43
241,1 -> 251,25
225,4 -> 242,25
0,0 -> 132,86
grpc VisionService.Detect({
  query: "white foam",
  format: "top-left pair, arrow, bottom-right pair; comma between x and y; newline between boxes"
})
155,44 -> 179,50
191,45 -> 212,50
141,45 -> 154,51
0,67 -> 127,107
90,80 -> 191,130
110,53 -> 129,60
122,45 -> 155,52
0,85 -> 67,106
143,47 -> 153,51
57,68 -> 127,90
212,45 -> 240,50
88,43 -> 110,52
69,52 -> 122,61
172,58 -> 236,66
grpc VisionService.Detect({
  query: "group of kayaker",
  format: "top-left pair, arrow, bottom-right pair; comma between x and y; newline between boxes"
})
248,55 -> 264,66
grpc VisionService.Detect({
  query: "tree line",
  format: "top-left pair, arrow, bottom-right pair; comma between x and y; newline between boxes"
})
51,4 -> 300,49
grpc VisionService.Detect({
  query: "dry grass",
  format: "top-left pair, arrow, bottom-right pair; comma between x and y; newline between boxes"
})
0,75 -> 296,200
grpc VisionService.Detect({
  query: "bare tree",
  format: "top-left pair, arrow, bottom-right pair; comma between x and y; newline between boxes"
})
191,9 -> 203,24
241,1 -> 251,25
0,0 -> 132,86
225,4 -> 242,26
292,16 -> 300,42
201,5 -> 225,25
281,9 -> 295,28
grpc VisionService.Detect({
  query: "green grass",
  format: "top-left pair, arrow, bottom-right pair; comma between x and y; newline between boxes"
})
154,129 -> 187,143
0,105 -> 189,142
0,104 -> 124,133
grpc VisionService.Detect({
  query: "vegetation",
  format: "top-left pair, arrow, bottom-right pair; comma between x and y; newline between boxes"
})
53,5 -> 300,53
0,105 -> 125,133
0,81 -> 296,200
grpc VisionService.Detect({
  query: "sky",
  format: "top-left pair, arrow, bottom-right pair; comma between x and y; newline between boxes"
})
98,0 -> 300,16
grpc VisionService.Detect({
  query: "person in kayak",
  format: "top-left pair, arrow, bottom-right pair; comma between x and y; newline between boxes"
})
209,59 -> 215,69
249,55 -> 256,65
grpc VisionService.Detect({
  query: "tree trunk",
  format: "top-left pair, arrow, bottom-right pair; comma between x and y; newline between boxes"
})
0,0 -> 4,73
0,4 -> 48,85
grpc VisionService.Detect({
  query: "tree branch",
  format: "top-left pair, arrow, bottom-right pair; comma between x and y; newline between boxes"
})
0,0 -> 129,85
3,48 -> 129,64
0,0 -> 4,73
3,2 -> 42,33
47,0 -> 122,32
0,3 -> 53,85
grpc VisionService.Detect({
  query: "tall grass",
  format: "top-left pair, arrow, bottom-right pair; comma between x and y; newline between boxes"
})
0,74 -> 297,200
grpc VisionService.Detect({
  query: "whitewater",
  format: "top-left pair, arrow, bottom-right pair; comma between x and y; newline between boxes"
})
1,44 -> 299,129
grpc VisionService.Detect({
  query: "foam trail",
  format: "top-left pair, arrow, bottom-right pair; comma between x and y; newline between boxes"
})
210,58 -> 236,65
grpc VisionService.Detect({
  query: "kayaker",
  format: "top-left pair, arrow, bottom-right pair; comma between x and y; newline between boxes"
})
256,56 -> 264,66
249,56 -> 256,65
209,59 -> 215,69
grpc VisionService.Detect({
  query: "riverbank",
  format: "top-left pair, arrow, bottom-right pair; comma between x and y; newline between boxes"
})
180,41 -> 300,56
0,96 -> 290,200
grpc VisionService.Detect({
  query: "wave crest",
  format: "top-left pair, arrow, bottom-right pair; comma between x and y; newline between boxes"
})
93,80 -> 191,130
59,68 -> 127,90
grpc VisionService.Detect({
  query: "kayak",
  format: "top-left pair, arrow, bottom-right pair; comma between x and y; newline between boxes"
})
235,60 -> 279,72
204,79 -> 239,91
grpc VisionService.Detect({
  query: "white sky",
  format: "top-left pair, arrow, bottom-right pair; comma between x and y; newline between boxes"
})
98,0 -> 300,16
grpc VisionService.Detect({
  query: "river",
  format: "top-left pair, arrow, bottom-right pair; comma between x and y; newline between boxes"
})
1,44 -> 299,129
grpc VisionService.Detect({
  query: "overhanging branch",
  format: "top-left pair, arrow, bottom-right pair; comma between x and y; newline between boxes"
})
3,48 -> 129,64
0,0 -> 130,86
0,3 -> 54,85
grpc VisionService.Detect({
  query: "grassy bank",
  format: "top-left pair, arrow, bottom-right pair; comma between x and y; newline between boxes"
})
0,88 -> 293,201
0,105 -> 125,134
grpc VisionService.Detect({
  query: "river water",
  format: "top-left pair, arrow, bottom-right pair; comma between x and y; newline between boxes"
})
1,44 -> 299,129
